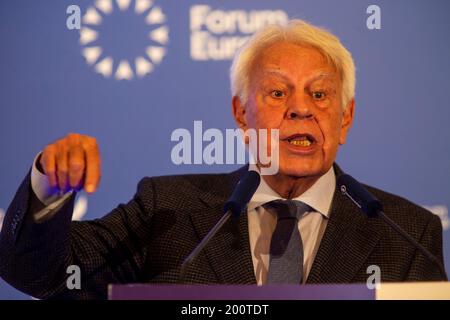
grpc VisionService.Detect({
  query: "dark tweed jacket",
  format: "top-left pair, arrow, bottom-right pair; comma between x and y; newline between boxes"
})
0,164 -> 446,299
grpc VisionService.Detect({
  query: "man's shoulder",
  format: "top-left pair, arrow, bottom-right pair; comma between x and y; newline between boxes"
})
132,166 -> 247,210
138,166 -> 245,192
364,183 -> 439,233
333,164 -> 438,230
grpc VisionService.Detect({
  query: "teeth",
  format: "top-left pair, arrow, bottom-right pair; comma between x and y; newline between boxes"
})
289,139 -> 312,147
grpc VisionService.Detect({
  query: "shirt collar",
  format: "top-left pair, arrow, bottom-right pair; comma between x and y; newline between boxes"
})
247,164 -> 336,218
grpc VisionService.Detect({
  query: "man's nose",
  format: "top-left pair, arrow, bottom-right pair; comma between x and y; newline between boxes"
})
286,92 -> 314,120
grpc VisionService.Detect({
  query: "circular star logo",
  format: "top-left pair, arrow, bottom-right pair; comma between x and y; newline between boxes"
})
79,0 -> 169,80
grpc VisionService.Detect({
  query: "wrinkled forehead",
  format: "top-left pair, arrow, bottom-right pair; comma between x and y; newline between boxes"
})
249,41 -> 340,85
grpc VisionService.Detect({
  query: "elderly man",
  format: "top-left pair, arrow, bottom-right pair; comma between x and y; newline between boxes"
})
0,20 -> 446,299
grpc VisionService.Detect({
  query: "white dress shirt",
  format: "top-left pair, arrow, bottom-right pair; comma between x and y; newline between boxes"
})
247,164 -> 336,284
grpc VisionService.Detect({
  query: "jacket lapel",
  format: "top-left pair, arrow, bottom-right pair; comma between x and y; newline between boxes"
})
187,166 -> 257,284
306,173 -> 382,283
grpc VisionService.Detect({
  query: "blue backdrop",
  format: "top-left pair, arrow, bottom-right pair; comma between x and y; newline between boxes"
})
1,0 -> 449,299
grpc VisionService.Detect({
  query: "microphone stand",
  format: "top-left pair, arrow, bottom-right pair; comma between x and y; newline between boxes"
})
179,210 -> 233,281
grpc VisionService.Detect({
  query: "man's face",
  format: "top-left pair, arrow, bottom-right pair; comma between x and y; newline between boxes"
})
233,41 -> 354,178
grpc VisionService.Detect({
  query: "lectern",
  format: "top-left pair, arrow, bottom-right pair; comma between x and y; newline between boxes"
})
108,282 -> 450,300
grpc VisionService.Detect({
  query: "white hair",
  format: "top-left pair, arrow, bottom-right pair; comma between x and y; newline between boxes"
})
230,19 -> 356,108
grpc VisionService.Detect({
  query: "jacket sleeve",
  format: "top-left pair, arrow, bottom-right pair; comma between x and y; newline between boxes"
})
0,171 -> 156,299
405,213 -> 448,281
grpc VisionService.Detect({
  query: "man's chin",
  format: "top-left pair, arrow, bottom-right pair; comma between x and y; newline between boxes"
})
277,163 -> 326,179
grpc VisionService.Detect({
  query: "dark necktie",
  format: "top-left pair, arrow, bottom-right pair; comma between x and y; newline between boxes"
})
263,199 -> 309,284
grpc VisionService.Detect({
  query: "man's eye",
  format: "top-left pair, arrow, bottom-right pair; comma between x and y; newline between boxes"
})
270,90 -> 285,98
312,91 -> 326,100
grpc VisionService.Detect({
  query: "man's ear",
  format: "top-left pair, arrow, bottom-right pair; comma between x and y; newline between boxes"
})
339,98 -> 355,145
232,95 -> 248,131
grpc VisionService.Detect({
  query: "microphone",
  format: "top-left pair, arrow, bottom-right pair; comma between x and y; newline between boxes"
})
179,170 -> 261,281
337,173 -> 447,279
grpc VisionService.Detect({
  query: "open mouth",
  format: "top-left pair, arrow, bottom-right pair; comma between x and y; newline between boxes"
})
285,134 -> 316,147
